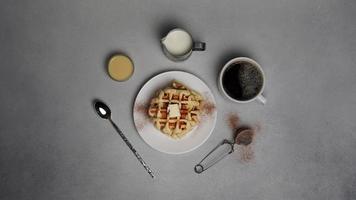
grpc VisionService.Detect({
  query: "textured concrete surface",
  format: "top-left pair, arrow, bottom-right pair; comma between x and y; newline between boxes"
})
1,0 -> 356,199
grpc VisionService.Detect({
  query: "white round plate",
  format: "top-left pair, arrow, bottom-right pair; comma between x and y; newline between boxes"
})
133,71 -> 217,154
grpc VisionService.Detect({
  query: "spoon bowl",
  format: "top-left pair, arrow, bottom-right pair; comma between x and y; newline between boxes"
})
94,101 -> 111,119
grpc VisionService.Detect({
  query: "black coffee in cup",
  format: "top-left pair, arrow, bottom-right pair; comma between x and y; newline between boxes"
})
222,62 -> 263,101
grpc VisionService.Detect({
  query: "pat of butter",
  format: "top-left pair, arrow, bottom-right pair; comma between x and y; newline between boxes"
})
168,104 -> 181,118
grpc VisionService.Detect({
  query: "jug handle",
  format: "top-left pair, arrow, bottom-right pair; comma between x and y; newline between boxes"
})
192,42 -> 206,51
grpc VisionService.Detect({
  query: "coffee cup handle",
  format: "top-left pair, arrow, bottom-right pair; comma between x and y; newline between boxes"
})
192,42 -> 206,51
257,94 -> 266,104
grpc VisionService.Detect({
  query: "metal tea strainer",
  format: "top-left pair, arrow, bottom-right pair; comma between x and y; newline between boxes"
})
194,128 -> 253,174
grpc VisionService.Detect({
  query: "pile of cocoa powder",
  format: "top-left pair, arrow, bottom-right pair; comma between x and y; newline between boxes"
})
227,113 -> 260,162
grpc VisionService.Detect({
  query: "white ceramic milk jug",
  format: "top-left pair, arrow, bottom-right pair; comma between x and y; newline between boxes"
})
161,28 -> 206,61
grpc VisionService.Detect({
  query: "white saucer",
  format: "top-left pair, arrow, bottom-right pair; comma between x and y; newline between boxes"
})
133,71 -> 217,154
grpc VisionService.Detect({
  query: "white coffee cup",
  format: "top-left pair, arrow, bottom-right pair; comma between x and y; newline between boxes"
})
218,57 -> 266,104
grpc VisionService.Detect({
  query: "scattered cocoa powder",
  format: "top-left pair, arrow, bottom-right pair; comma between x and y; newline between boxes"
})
225,113 -> 261,163
235,128 -> 255,162
134,102 -> 148,114
134,102 -> 150,131
201,101 -> 216,116
135,121 -> 146,131
227,113 -> 240,130
195,100 -> 216,133
240,145 -> 255,162
253,123 -> 262,132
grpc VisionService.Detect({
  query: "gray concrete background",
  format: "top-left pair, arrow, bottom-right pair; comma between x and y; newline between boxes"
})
1,0 -> 356,199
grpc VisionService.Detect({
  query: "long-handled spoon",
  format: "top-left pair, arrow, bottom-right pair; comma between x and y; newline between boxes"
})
94,100 -> 155,179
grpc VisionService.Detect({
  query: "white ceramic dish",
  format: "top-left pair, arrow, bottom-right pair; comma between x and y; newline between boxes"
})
133,71 -> 217,154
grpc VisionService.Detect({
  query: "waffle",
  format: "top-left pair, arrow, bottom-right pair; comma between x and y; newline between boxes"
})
148,81 -> 203,139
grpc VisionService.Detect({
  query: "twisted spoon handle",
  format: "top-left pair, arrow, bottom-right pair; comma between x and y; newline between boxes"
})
109,118 -> 155,179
